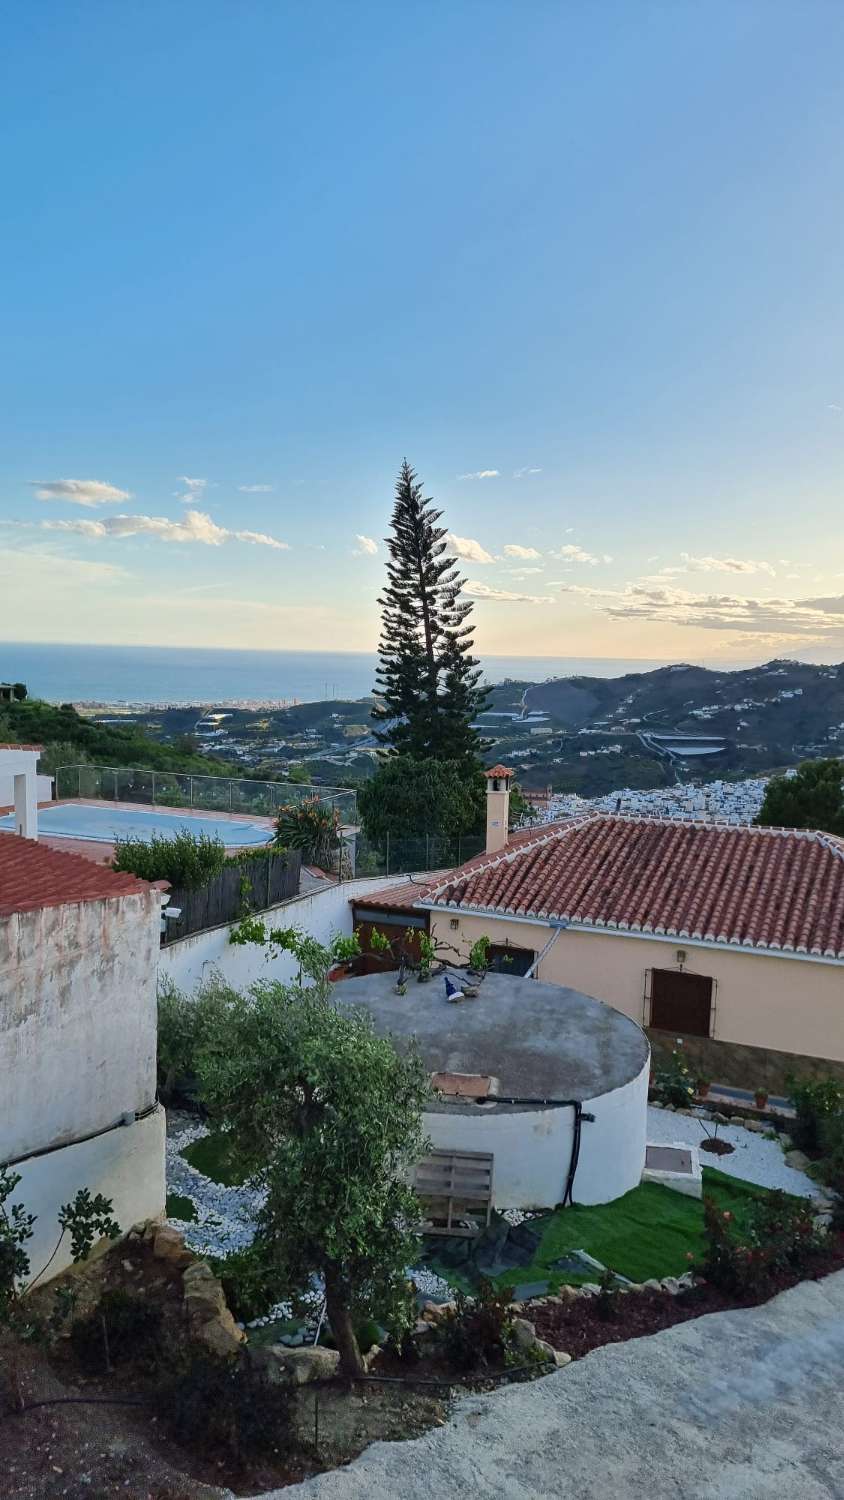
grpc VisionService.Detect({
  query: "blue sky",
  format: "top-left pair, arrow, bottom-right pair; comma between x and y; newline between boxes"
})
1,1 -> 843,661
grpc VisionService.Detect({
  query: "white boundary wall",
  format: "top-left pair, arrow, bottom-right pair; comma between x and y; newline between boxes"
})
158,875 -> 416,993
425,1057 -> 649,1209
0,771 -> 52,808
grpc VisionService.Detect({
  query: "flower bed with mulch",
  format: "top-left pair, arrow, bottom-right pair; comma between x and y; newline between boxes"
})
531,1235 -> 844,1361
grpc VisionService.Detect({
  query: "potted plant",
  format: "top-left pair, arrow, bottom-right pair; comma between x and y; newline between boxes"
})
467,935 -> 492,979
696,1076 -> 711,1100
415,931 -> 437,983
754,1086 -> 769,1111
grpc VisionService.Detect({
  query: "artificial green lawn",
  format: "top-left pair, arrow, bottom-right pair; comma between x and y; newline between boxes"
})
429,1170 -> 786,1292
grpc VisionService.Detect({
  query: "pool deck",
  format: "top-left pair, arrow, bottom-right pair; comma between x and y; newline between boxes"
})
0,797 -> 277,865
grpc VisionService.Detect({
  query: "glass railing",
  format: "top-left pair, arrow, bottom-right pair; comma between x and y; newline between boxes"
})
53,765 -> 357,826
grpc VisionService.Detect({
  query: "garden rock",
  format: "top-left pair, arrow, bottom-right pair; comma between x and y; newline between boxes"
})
182,1261 -> 227,1320
512,1317 -> 537,1351
196,1306 -> 245,1359
744,1120 -> 765,1133
534,1338 -> 568,1367
259,1344 -> 341,1386
152,1225 -> 193,1268
785,1149 -> 811,1172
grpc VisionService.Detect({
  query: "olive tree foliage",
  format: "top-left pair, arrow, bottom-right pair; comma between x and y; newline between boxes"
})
195,974 -> 431,1376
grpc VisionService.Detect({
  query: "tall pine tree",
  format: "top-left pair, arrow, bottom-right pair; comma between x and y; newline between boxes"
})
373,460 -> 487,763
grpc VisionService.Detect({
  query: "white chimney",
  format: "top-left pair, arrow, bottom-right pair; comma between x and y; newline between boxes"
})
485,765 -> 514,855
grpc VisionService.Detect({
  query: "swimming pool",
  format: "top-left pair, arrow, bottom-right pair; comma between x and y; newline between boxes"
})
0,802 -> 274,847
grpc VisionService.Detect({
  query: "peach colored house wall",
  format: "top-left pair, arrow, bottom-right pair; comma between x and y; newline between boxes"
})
428,911 -> 844,1064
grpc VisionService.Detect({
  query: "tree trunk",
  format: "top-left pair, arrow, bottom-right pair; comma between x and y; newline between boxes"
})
324,1268 -> 364,1377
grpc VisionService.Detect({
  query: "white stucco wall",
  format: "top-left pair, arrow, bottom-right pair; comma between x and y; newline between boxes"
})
13,1107 -> 166,1281
0,771 -> 52,808
424,1056 -> 649,1209
158,875 -> 418,993
1,889 -> 161,1161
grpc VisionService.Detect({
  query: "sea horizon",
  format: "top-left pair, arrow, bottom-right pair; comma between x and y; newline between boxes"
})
0,639 -> 827,708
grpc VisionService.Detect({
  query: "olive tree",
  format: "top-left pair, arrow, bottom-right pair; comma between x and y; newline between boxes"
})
196,971 -> 431,1376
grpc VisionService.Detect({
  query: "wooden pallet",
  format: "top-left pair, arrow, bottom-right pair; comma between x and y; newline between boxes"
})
415,1148 -> 494,1237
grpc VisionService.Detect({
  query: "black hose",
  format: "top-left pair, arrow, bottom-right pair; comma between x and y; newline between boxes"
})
563,1102 -> 584,1207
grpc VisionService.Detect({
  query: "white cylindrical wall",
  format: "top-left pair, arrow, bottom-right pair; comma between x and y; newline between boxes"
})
11,1107 -> 166,1285
575,1055 -> 650,1205
423,1055 -> 649,1210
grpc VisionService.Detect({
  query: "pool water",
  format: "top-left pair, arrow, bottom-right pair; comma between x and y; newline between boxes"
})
0,801 -> 273,847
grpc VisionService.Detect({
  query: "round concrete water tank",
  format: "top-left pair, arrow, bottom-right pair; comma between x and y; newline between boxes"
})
334,970 -> 650,1209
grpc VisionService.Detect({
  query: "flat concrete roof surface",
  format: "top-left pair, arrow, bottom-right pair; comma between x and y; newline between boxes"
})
333,970 -> 649,1102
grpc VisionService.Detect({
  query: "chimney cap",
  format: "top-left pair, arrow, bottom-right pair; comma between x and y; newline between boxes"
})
485,764 -> 514,780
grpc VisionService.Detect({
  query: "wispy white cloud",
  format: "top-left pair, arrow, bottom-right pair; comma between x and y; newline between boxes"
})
0,545 -> 126,585
39,508 -> 289,550
550,544 -> 607,566
238,483 -> 274,493
352,534 -> 379,556
503,543 -> 542,560
513,466 -> 542,479
175,476 -> 208,504
446,532 -> 496,565
463,579 -> 553,604
656,553 -> 776,578
827,403 -> 842,413
457,469 -> 499,480
556,579 -> 844,642
31,478 -> 132,508
507,567 -> 545,579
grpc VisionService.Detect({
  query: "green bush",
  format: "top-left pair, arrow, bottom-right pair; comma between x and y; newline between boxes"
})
112,828 -> 226,889
157,981 -> 230,1103
209,1242 -> 285,1325
70,1289 -> 161,1373
156,1350 -> 291,1465
651,1047 -> 696,1109
437,1279 -> 515,1372
787,1075 -> 844,1155
699,1190 -> 823,1298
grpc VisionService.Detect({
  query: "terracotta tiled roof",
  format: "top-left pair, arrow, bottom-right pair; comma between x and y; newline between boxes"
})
372,816 -> 844,960
485,764 -> 514,778
0,743 -> 43,751
0,834 -> 151,917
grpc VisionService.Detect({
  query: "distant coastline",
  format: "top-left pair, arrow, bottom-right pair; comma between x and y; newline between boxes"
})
0,640 -> 804,708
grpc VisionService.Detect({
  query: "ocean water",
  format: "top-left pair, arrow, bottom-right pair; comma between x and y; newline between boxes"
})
0,641 -> 684,706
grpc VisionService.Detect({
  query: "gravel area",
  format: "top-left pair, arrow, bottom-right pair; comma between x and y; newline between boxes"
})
165,1112 -> 454,1305
646,1106 -> 817,1198
165,1115 -> 265,1258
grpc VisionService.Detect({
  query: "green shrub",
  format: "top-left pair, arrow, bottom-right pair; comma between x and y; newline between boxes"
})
274,797 -> 340,869
156,1351 -> 291,1465
157,981 -> 230,1103
787,1075 -> 844,1155
651,1046 -> 696,1109
699,1190 -> 823,1297
437,1278 -> 515,1371
209,1242 -> 285,1325
112,829 -> 226,890
70,1289 -> 161,1373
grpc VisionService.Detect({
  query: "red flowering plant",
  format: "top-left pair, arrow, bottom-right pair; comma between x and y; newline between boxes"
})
697,1192 -> 824,1298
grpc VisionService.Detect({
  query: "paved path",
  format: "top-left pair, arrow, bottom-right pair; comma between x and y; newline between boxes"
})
257,1271 -> 844,1500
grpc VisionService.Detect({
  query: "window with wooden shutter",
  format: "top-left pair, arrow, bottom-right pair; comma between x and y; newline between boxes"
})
649,968 -> 713,1038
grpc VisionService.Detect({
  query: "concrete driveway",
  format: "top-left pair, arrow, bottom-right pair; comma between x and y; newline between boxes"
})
257,1271 -> 844,1499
